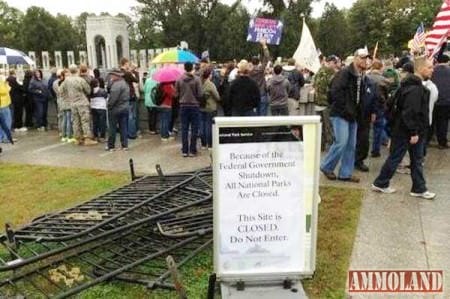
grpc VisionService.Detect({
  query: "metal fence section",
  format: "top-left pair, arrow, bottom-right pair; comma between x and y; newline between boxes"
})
0,166 -> 214,298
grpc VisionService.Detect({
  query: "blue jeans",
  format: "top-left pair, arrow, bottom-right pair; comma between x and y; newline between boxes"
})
180,106 -> 200,155
321,117 -> 358,179
374,135 -> 427,193
128,100 -> 138,139
62,110 -> 73,138
108,109 -> 129,149
200,111 -> 215,148
33,99 -> 46,128
258,93 -> 269,116
92,109 -> 107,138
372,116 -> 388,154
159,108 -> 172,139
0,106 -> 12,143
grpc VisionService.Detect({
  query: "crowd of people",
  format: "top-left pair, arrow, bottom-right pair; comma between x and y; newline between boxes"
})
0,41 -> 449,199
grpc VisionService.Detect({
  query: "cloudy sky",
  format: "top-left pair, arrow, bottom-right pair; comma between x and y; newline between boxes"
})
5,0 -> 356,18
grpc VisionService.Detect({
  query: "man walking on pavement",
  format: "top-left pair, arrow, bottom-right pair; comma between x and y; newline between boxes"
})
372,56 -> 436,200
320,48 -> 370,183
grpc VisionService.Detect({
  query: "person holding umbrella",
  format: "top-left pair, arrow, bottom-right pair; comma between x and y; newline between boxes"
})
152,65 -> 183,141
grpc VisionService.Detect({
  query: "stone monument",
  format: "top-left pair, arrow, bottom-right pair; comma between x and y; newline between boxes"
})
28,51 -> 36,67
41,51 -> 50,70
130,50 -> 138,66
54,51 -> 63,69
86,16 -> 130,69
67,51 -> 75,66
139,49 -> 147,68
79,51 -> 87,65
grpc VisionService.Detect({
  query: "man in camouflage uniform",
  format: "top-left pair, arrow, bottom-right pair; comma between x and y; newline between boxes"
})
60,65 -> 97,146
313,55 -> 340,151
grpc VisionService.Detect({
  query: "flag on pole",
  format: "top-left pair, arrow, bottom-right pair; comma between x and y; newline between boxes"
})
425,0 -> 450,56
293,19 -> 321,73
373,42 -> 379,59
412,22 -> 426,52
429,29 -> 450,58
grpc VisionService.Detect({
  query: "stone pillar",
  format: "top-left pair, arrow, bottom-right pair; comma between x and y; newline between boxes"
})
180,41 -> 188,50
41,51 -> 50,70
28,51 -> 36,68
101,45 -> 106,69
79,51 -> 87,65
139,49 -> 147,69
67,51 -> 75,66
148,49 -> 155,64
130,50 -> 137,66
54,51 -> 63,69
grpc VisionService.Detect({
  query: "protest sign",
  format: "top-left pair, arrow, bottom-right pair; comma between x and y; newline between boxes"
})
247,18 -> 283,45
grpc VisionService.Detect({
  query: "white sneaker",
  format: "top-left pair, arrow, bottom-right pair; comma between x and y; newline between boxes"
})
410,191 -> 436,200
371,184 -> 396,194
19,127 -> 28,132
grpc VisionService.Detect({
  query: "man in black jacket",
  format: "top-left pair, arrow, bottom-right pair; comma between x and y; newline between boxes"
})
372,56 -> 436,200
6,70 -> 26,131
320,48 -> 370,183
431,54 -> 450,149
229,60 -> 260,116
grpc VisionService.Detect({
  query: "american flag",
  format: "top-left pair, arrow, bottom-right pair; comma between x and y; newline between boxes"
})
425,0 -> 450,57
412,23 -> 426,52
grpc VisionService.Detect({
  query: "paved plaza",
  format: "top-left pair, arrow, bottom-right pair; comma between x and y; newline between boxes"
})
1,130 -> 449,298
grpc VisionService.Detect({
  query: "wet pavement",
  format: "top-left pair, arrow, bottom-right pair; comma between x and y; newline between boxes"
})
0,130 -> 211,175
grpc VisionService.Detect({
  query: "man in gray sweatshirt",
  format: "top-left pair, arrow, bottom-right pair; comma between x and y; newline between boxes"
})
267,65 -> 290,116
175,62 -> 203,157
106,68 -> 130,151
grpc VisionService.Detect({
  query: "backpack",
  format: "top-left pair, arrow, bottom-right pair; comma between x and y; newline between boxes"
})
385,87 -> 402,128
151,83 -> 164,106
282,69 -> 299,99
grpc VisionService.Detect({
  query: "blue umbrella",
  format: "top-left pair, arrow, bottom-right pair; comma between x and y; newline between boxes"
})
0,47 -> 35,65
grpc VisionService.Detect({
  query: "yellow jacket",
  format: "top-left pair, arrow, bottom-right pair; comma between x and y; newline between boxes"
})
0,80 -> 11,108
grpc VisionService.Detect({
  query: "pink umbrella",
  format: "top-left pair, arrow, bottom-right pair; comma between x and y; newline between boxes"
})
152,66 -> 184,83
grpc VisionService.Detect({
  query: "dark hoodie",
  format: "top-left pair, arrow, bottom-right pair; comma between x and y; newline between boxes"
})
175,73 -> 203,107
267,74 -> 290,107
330,63 -> 367,122
392,74 -> 429,138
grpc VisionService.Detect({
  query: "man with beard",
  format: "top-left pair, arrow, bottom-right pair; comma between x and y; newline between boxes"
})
320,49 -> 371,183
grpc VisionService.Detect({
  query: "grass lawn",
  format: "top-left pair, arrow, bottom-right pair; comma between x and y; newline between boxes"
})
0,162 -> 363,298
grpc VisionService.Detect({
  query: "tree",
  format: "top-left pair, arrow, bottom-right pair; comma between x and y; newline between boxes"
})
20,7 -> 59,65
317,3 -> 351,58
348,0 -> 388,54
0,1 -> 24,50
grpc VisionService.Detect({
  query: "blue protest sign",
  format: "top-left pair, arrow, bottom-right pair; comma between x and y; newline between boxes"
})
247,18 -> 284,45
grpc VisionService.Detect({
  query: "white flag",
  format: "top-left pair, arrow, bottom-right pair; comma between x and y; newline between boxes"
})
293,19 -> 321,73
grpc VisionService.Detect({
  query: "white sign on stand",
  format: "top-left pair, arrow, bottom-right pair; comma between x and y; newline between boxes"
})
213,116 -> 321,293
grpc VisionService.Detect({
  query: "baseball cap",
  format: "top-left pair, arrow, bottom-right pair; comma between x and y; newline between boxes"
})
354,48 -> 370,58
326,55 -> 339,62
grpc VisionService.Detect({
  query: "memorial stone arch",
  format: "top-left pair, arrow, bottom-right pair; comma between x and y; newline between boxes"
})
86,16 -> 129,69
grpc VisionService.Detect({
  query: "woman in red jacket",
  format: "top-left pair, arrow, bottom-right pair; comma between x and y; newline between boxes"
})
159,82 -> 176,141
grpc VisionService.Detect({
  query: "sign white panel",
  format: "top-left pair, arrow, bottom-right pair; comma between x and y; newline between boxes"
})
215,125 -> 306,277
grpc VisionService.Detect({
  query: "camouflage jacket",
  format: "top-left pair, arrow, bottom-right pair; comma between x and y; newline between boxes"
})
313,66 -> 336,107
60,75 -> 91,106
